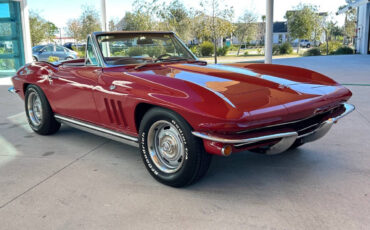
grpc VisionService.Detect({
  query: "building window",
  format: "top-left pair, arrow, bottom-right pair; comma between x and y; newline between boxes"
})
0,0 -> 24,77
278,34 -> 283,44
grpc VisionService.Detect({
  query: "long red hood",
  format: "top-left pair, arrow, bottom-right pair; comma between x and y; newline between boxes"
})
104,62 -> 352,131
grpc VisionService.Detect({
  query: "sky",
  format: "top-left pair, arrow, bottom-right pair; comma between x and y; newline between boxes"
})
28,0 -> 348,33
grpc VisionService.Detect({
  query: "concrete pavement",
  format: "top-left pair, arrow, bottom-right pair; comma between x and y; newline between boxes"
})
0,55 -> 369,229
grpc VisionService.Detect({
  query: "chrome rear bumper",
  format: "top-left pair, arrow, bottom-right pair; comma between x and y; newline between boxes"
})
192,103 -> 355,154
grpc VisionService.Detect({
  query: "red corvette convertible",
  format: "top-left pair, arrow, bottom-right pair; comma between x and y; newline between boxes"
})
9,31 -> 354,187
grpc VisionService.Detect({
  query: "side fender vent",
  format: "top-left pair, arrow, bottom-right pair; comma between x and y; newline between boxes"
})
104,98 -> 126,127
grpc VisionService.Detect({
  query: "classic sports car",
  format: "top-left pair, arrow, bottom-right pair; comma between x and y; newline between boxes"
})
9,31 -> 354,187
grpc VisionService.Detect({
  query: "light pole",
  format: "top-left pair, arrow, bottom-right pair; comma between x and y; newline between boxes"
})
265,0 -> 274,64
101,0 -> 107,31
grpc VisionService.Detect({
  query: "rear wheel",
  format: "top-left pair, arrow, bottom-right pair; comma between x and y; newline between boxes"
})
25,85 -> 60,135
32,56 -> 38,62
139,107 -> 212,187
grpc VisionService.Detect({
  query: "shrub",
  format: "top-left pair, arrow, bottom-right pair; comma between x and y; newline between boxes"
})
256,48 -> 263,55
279,42 -> 293,54
77,50 -> 85,58
189,45 -> 201,57
243,50 -> 249,56
216,46 -> 229,56
127,46 -> 145,56
48,56 -> 59,62
228,45 -> 239,51
199,41 -> 214,56
319,41 -> 342,54
334,46 -> 354,55
303,48 -> 321,56
272,44 -> 280,55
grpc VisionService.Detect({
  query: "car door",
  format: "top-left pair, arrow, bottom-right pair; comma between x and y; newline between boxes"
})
46,38 -> 101,124
54,45 -> 67,60
38,45 -> 54,61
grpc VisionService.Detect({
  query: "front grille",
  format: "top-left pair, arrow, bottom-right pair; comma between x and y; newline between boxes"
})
238,104 -> 345,137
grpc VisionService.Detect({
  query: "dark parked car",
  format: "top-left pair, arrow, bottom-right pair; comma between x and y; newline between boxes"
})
63,42 -> 85,50
32,44 -> 78,62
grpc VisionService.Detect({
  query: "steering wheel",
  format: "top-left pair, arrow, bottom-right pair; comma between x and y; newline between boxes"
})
155,53 -> 172,62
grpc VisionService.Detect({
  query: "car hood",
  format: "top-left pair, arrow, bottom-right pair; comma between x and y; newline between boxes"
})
124,62 -> 351,124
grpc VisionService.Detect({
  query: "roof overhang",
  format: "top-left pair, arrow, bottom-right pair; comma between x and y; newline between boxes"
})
337,0 -> 370,15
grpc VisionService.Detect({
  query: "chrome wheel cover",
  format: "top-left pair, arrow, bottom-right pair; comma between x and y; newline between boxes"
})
147,120 -> 185,173
27,91 -> 43,126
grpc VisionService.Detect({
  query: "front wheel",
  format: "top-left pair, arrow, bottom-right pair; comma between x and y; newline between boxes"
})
139,107 -> 212,187
25,85 -> 60,135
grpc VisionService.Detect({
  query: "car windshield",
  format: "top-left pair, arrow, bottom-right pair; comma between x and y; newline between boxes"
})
96,33 -> 195,66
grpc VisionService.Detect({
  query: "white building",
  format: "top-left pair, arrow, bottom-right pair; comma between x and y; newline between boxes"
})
339,0 -> 370,54
0,0 -> 32,76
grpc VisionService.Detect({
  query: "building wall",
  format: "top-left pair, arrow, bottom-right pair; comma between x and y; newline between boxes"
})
0,0 -> 32,76
273,33 -> 287,44
356,3 -> 370,54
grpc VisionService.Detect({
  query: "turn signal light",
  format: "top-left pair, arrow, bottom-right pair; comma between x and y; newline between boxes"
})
221,145 -> 232,156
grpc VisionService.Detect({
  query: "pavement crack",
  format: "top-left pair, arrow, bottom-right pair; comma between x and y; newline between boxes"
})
0,140 -> 109,209
356,110 -> 370,125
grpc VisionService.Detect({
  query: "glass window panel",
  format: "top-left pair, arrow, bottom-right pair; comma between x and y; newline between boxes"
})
43,45 -> 54,52
0,3 -> 10,18
56,46 -> 64,52
86,37 -> 98,65
0,22 -> 12,36
0,58 -> 15,71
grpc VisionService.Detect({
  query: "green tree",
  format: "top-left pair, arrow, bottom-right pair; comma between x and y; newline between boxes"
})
108,19 -> 119,31
118,11 -> 154,31
199,0 -> 234,63
235,10 -> 257,56
66,19 -> 82,42
79,5 -> 101,41
285,4 -> 319,53
156,0 -> 192,41
340,5 -> 356,45
44,22 -> 59,43
65,5 -> 101,42
29,11 -> 58,46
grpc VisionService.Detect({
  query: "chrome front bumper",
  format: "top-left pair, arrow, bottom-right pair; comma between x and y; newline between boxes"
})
192,103 -> 355,154
8,86 -> 17,94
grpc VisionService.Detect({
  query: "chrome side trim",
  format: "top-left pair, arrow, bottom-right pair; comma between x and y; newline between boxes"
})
8,87 -> 16,94
192,131 -> 298,145
54,114 -> 139,147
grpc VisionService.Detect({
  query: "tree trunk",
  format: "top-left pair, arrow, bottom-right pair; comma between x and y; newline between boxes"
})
324,30 -> 329,55
237,34 -> 245,56
214,38 -> 217,64
297,39 -> 300,54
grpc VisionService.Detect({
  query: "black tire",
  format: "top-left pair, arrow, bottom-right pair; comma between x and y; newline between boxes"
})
32,56 -> 38,62
25,85 -> 60,135
306,44 -> 311,48
66,57 -> 73,60
139,107 -> 212,187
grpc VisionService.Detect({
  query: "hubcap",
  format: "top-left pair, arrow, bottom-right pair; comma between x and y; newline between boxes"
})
147,120 -> 185,173
27,91 -> 43,126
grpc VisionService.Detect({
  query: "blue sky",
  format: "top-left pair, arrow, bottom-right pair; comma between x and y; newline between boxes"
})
28,0 -> 347,31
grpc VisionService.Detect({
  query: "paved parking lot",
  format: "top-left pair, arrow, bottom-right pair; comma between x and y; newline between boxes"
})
0,55 -> 369,229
